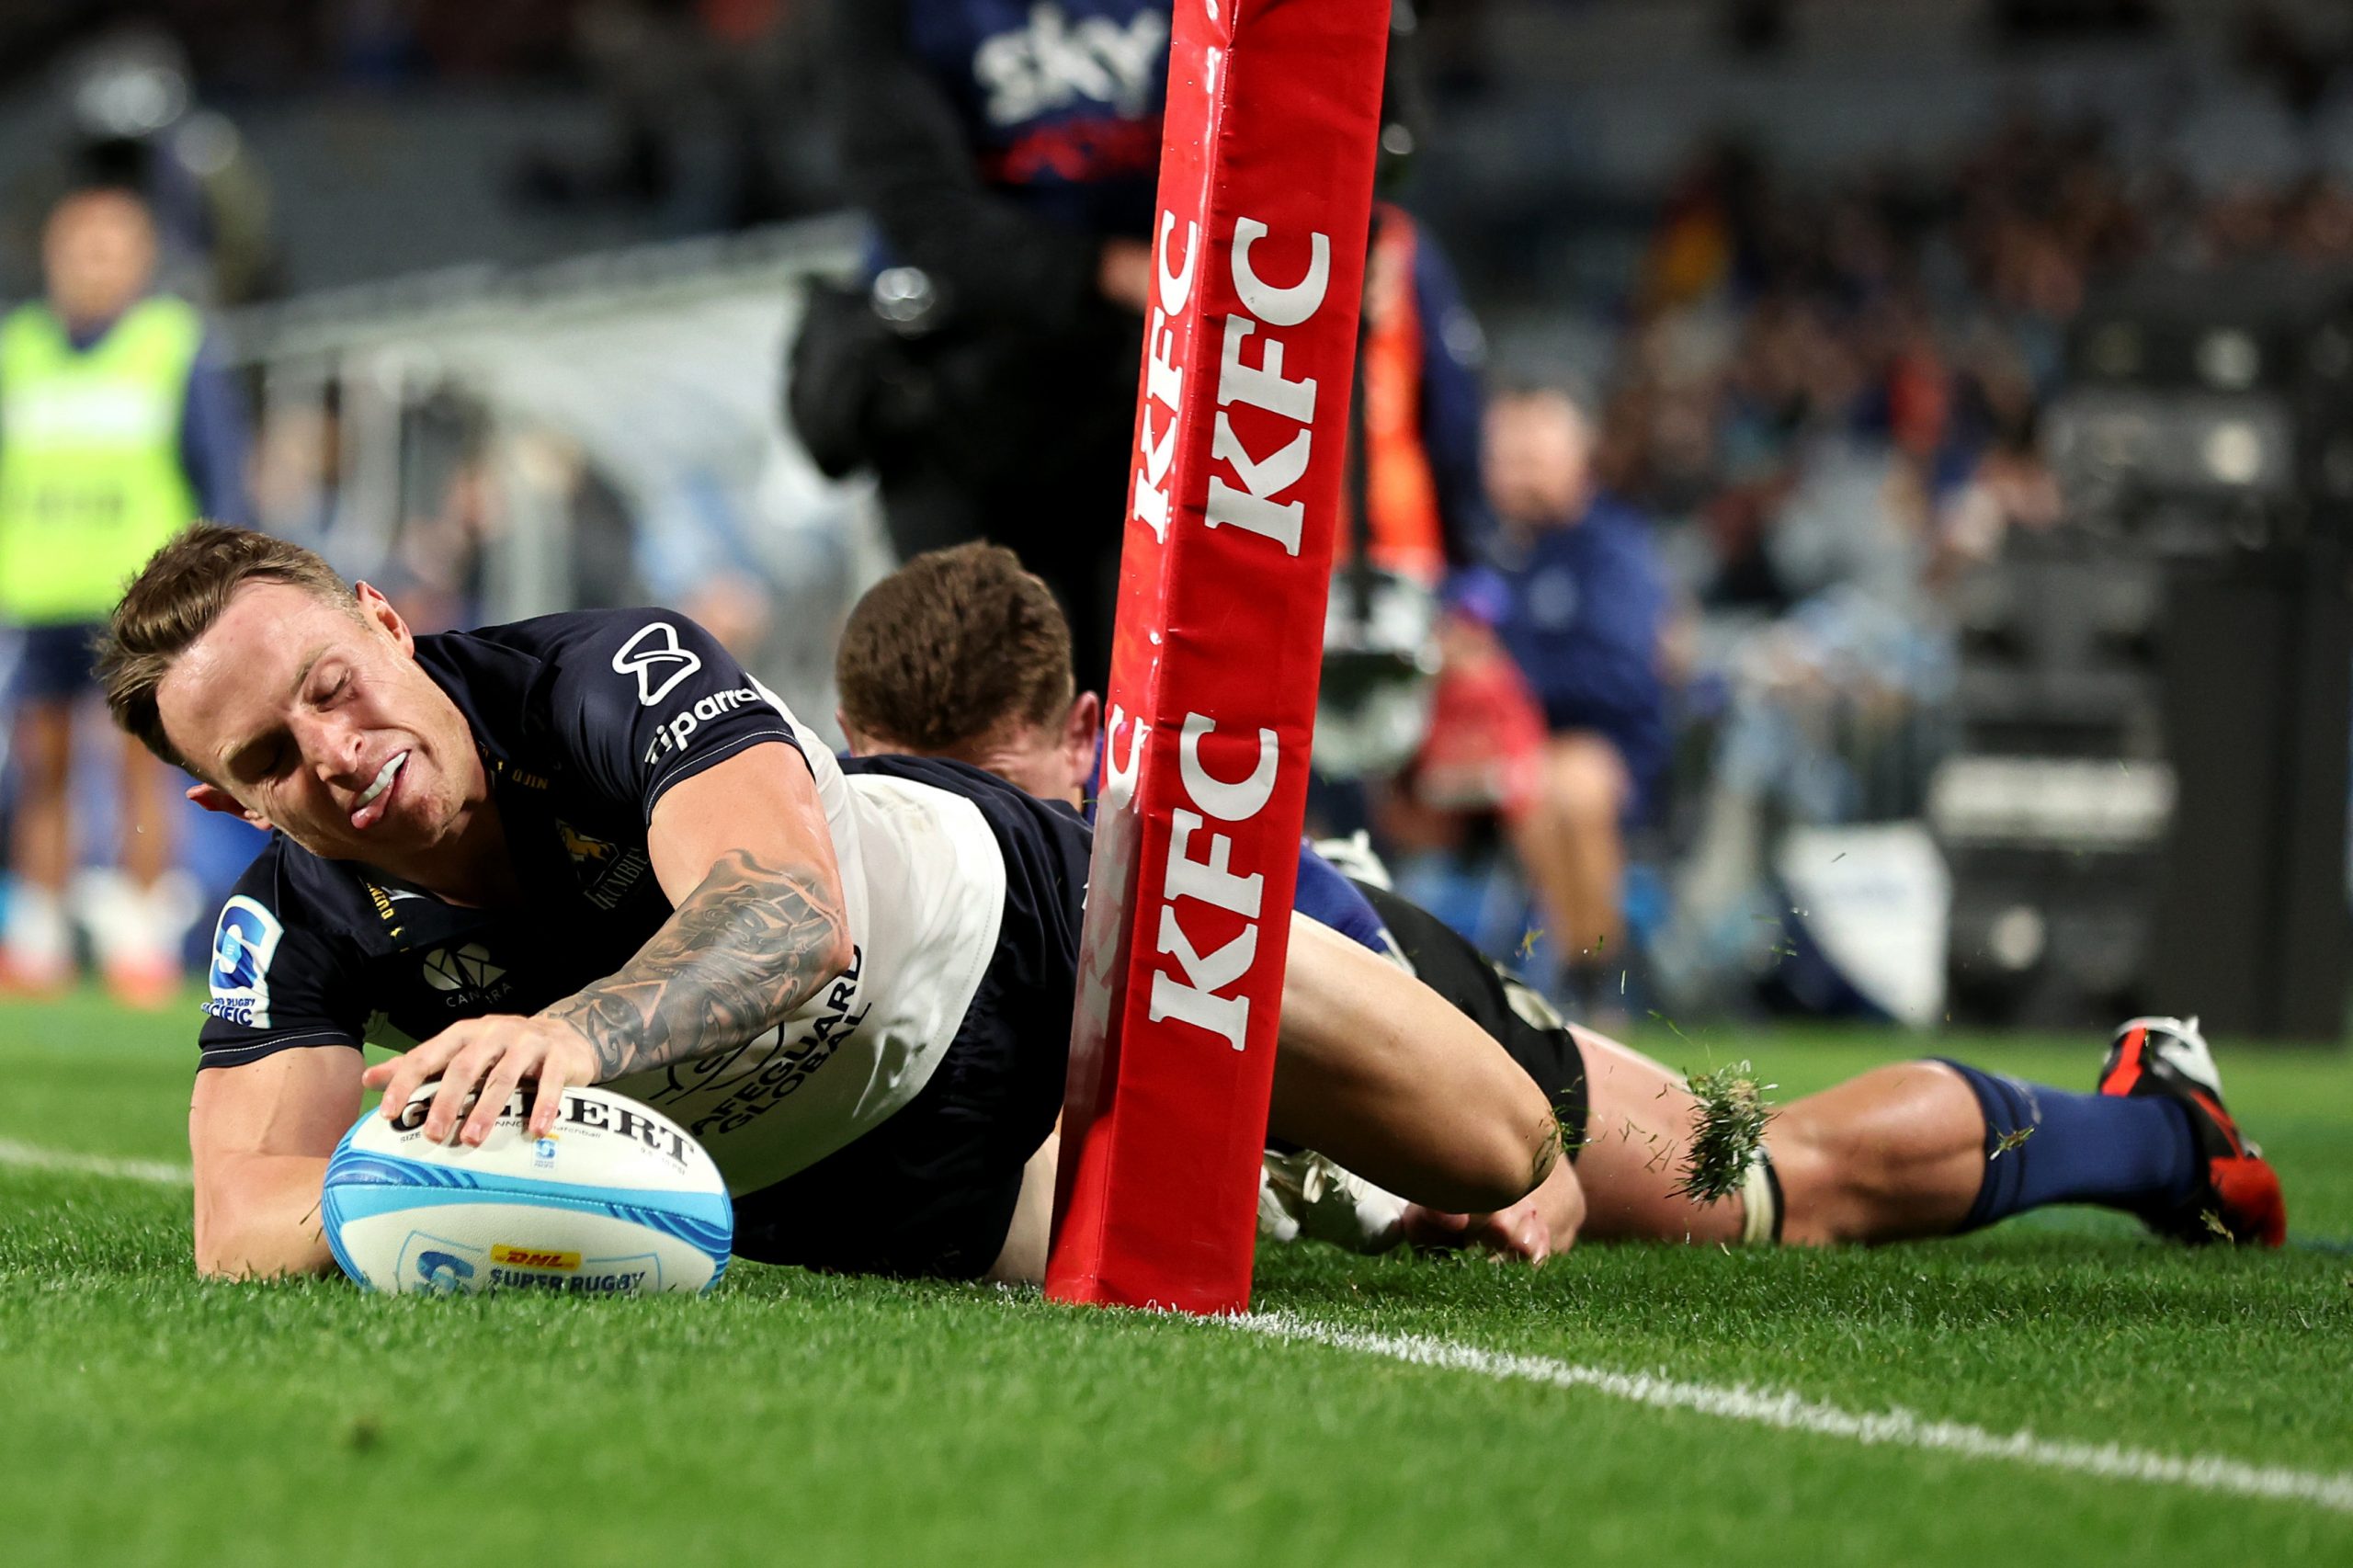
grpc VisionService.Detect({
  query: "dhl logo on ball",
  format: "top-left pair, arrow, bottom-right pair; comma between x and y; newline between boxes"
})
490,1245 -> 581,1272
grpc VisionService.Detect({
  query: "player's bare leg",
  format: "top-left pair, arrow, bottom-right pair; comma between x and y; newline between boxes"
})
1539,1030 -> 1989,1245
4,699 -> 75,992
988,1132 -> 1060,1285
119,728 -> 175,888
1764,1062 -> 1986,1243
1267,915 -> 1561,1219
1488,1021 -> 2256,1252
990,919 -> 1568,1286
107,728 -> 184,1006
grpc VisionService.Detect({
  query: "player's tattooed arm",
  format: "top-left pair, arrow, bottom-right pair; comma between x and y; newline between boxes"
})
541,846 -> 852,1081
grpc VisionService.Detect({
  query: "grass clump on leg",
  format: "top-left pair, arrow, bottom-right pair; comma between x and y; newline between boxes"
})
1675,1060 -> 1776,1205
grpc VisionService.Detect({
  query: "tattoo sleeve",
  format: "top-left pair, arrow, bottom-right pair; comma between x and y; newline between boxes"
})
540,847 -> 848,1081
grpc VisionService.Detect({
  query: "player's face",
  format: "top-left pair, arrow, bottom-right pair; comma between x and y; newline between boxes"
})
158,581 -> 485,868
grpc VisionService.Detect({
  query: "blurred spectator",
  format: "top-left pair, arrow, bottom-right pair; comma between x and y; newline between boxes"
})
1481,386 -> 1670,1014
790,0 -> 1167,686
0,186 -> 248,1004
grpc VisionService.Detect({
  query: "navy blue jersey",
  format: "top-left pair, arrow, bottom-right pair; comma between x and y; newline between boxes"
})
1292,844 -> 1392,953
198,608 -> 1084,1198
197,610 -> 801,1067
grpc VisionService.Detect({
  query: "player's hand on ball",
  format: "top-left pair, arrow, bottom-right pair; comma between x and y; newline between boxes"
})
360,1015 -> 600,1146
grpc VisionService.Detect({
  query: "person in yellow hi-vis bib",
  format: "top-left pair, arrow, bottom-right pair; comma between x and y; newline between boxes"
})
0,187 -> 248,1004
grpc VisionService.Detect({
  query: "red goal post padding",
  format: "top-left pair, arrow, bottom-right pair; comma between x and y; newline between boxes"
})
1046,0 -> 1392,1314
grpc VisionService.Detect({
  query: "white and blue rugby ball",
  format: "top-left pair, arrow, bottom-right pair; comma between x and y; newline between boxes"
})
323,1084 -> 732,1296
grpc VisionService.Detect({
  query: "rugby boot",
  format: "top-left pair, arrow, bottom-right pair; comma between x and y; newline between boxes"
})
1259,1149 -> 1407,1255
2099,1016 -> 2286,1247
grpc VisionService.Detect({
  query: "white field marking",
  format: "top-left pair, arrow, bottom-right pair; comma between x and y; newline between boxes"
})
1230,1312 -> 2353,1516
0,1137 -> 190,1186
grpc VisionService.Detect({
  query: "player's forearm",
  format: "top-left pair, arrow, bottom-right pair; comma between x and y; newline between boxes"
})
193,1153 -> 336,1280
541,846 -> 852,1082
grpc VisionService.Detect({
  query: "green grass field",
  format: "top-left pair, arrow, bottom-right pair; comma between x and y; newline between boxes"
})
3,992 -> 2348,1566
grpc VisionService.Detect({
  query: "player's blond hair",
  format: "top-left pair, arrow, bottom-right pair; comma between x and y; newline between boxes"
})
97,524 -> 358,773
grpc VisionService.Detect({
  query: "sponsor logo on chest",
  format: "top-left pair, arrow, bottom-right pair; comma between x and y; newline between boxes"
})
418,941 -> 512,1008
556,819 -> 651,912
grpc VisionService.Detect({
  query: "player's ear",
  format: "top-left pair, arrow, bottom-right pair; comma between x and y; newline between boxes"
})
351,581 -> 414,656
186,782 -> 269,829
1063,691 -> 1102,783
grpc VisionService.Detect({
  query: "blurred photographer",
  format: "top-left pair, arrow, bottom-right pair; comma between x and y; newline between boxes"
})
790,0 -> 1167,685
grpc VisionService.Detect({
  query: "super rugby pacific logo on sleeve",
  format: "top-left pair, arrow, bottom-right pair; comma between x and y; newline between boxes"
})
205,895 -> 284,1028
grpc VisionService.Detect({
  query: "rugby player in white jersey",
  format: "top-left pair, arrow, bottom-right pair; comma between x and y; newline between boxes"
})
99,526 -> 1563,1281
833,543 -> 2290,1257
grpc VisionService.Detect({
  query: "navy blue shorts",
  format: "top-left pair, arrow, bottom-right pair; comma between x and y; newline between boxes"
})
730,756 -> 1091,1278
9,622 -> 103,706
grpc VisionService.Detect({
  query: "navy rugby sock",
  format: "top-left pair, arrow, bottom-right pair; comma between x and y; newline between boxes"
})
1937,1060 -> 2199,1232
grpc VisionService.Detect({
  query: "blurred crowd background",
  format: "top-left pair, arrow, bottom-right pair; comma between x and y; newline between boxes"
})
6,0 -> 2351,1040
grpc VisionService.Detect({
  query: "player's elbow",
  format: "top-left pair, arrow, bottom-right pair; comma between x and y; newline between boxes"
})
192,1210 -> 332,1281
191,1167 -> 336,1281
814,910 -> 855,987
1447,1078 -> 1560,1214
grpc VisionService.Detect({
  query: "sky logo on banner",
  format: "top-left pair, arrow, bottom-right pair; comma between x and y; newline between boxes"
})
205,895 -> 283,1028
973,4 -> 1167,126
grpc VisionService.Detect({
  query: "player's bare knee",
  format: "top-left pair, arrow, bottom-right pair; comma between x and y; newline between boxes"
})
1767,1126 -> 1912,1246
1756,1130 -> 1852,1247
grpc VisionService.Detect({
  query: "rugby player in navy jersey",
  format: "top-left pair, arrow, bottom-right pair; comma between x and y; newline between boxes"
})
98,526 -> 1563,1282
834,543 -> 2290,1257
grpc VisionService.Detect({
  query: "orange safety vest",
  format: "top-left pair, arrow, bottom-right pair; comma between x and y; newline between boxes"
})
1354,202 -> 1448,585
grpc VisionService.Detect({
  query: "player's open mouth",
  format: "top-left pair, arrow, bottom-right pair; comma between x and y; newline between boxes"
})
351,751 -> 408,830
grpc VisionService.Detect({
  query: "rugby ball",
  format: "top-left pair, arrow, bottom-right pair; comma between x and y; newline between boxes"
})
322,1084 -> 733,1296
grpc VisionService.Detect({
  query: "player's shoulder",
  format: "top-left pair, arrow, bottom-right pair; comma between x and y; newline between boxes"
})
436,607 -> 686,692
422,608 -> 770,753
202,835 -> 377,1024
215,835 -> 386,949
477,608 -> 759,715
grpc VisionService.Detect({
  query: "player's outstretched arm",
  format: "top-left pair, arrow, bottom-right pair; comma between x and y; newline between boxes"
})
548,741 -> 851,1074
188,1045 -> 364,1279
1269,914 -> 1567,1218
366,744 -> 853,1145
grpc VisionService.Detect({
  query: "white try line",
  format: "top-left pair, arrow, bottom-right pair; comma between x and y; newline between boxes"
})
0,1137 -> 190,1186
1230,1312 -> 2353,1516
